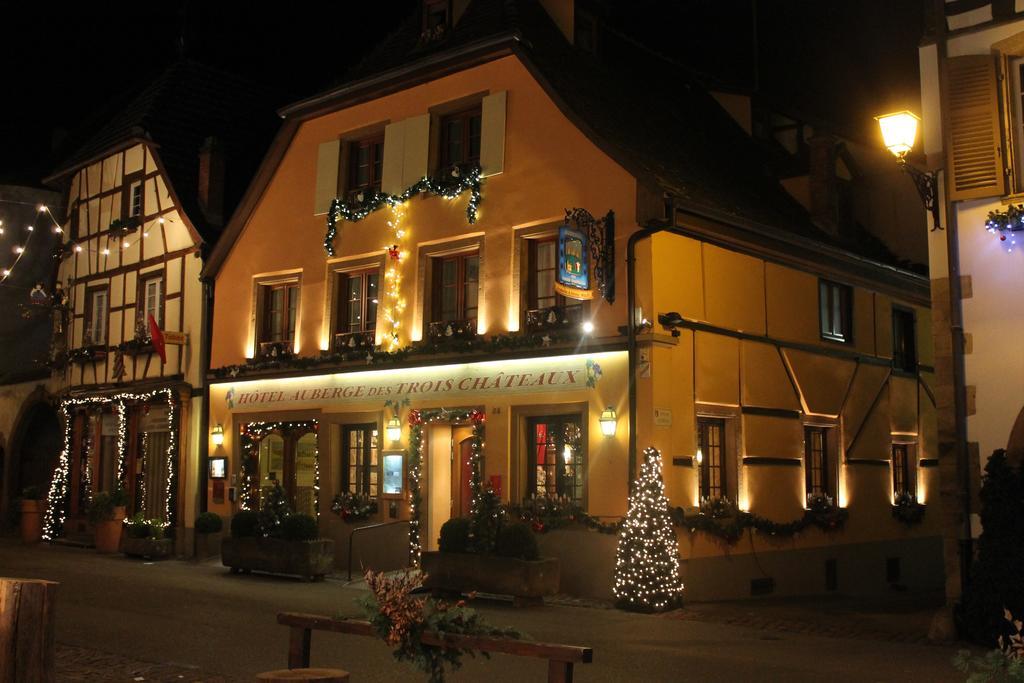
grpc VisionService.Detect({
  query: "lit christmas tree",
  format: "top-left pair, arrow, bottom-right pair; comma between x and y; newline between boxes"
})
613,447 -> 684,612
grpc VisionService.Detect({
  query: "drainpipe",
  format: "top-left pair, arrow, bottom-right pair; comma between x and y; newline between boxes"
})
197,275 -> 214,515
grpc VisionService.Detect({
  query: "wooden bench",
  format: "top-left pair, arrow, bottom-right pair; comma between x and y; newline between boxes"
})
278,612 -> 593,683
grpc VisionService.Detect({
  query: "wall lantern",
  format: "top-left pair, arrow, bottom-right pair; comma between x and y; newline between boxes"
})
386,416 -> 403,443
874,110 -> 941,231
599,406 -> 617,437
695,448 -> 703,465
211,423 -> 225,447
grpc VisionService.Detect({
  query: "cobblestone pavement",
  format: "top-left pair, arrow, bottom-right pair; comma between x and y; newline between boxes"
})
56,643 -> 241,682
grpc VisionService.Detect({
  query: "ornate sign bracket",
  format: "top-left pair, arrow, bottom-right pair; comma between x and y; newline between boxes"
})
564,208 -> 615,303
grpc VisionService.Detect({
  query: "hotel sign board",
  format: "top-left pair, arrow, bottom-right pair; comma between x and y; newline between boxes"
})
223,352 -> 616,411
554,224 -> 592,300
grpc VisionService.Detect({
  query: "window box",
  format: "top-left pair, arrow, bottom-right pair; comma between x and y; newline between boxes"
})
256,340 -> 294,361
333,330 -> 375,353
426,318 -> 477,341
118,336 -> 155,356
525,304 -> 583,333
221,537 -> 335,582
108,216 -> 140,236
421,550 -> 560,604
69,346 -> 107,364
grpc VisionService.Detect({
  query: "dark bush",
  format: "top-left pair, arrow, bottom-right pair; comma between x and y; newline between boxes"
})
963,449 -> 1024,644
281,514 -> 319,541
439,517 -> 471,553
230,510 -> 260,538
495,521 -> 539,561
125,513 -> 151,539
109,487 -> 129,507
196,512 -> 223,534
87,492 -> 114,524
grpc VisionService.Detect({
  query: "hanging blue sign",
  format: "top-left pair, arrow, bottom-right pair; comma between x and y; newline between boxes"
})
555,224 -> 592,300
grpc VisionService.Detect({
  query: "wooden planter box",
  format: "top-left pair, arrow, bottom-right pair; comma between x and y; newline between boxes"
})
195,531 -> 223,560
422,551 -> 560,605
221,537 -> 334,581
123,537 -> 174,560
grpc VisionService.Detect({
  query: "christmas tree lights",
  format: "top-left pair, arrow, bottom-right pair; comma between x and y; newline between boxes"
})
613,447 -> 684,612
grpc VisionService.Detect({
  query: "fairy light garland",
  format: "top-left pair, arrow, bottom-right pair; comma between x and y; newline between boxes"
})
0,205 -> 59,284
139,430 -> 148,511
613,447 -> 684,612
406,407 -> 485,566
324,166 -> 483,257
381,203 -> 409,351
985,204 -> 1024,253
42,387 -> 178,540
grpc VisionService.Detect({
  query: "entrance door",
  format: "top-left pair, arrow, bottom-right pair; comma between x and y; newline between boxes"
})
254,426 -> 318,513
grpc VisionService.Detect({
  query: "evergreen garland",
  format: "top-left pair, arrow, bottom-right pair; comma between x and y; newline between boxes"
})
406,407 -> 485,566
986,204 -> 1024,252
676,495 -> 848,543
325,165 -> 483,257
613,447 -> 684,612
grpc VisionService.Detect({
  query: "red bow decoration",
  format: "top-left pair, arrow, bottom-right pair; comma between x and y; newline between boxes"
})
387,245 -> 401,261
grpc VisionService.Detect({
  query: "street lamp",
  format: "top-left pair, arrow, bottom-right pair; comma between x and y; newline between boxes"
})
875,110 -> 942,231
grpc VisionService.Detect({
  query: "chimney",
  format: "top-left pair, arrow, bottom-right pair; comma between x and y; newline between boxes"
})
198,136 -> 225,226
808,134 -> 839,238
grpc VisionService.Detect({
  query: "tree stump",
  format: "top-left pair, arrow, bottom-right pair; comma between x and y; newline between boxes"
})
0,577 -> 58,683
255,668 -> 350,682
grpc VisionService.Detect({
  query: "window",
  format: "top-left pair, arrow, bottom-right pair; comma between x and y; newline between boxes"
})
698,418 -> 727,500
819,279 -> 852,343
892,307 -> 917,372
139,274 -> 163,329
346,136 -> 384,197
85,287 -> 109,346
892,443 -> 916,499
440,107 -> 482,169
432,252 -> 479,324
804,426 -> 832,498
342,424 -> 379,497
129,181 -> 143,218
336,269 -> 379,335
259,282 -> 299,345
527,414 -> 584,503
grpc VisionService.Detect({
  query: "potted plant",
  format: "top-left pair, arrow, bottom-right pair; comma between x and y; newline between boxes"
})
194,511 -> 224,560
89,488 -> 128,553
221,483 -> 334,581
19,486 -> 44,545
423,519 -> 560,606
122,514 -> 173,559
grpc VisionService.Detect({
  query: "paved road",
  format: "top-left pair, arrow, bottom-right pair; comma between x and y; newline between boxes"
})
1,540 -> 964,682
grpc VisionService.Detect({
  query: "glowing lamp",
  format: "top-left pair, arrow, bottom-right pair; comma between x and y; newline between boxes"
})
695,448 -> 703,465
211,423 -> 225,447
386,416 -> 402,443
599,406 -> 617,436
875,110 -> 920,159
581,321 -> 595,335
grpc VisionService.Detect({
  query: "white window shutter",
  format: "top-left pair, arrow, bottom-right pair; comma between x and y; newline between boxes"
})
381,120 -> 406,195
314,140 -> 340,215
403,114 -> 430,188
480,90 -> 507,177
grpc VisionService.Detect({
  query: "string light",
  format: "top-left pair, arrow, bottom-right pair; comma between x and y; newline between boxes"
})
613,447 -> 684,612
381,203 -> 409,352
0,205 -> 60,283
43,388 -> 178,540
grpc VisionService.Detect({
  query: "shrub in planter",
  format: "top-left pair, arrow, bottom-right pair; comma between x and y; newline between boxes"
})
495,521 -> 540,561
89,490 -> 127,553
122,515 -> 173,559
231,510 -> 260,538
19,486 -> 44,545
439,517 -> 471,553
281,514 -> 318,541
196,511 -> 223,534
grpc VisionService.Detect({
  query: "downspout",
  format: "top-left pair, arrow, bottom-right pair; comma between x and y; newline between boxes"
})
934,12 -> 973,598
197,274 -> 214,515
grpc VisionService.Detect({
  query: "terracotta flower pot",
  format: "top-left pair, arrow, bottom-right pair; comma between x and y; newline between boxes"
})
94,506 -> 127,554
19,500 -> 43,545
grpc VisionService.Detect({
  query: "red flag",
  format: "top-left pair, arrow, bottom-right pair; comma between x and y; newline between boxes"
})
148,314 -> 166,363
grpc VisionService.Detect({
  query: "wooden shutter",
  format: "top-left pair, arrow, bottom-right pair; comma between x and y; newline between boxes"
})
480,90 -> 507,176
381,120 -> 406,195
314,140 -> 340,215
402,114 -> 430,188
946,54 -> 1005,200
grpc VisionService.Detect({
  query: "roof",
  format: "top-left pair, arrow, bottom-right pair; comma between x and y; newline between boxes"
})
48,60 -> 281,244
207,0 -> 926,287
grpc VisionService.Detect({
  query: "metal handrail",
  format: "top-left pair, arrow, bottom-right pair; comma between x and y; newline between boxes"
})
347,519 -> 410,581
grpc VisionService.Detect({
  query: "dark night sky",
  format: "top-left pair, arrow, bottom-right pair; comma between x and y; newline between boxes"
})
0,1 -> 923,187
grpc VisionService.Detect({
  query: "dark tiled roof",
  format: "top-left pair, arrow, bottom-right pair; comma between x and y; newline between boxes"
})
336,0 -> 829,245
53,60 -> 280,244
